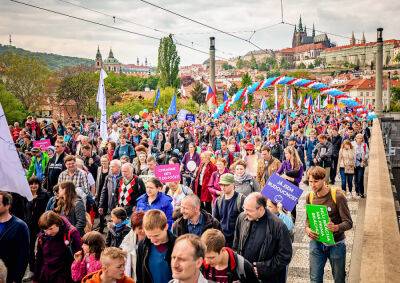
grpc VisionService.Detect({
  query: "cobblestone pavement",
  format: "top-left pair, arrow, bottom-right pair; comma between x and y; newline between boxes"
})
287,181 -> 360,283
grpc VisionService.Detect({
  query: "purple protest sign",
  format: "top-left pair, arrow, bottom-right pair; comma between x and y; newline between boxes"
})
155,164 -> 181,183
33,139 -> 51,150
261,173 -> 303,212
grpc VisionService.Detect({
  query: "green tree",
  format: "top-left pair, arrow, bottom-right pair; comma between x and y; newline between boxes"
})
0,83 -> 28,124
157,35 -> 180,88
308,63 -> 315,69
250,54 -> 258,70
265,57 -> 277,69
391,86 -> 400,101
228,83 -> 238,96
222,62 -> 234,70
241,73 -> 252,88
314,58 -> 322,67
297,62 -> 306,69
256,74 -> 265,81
236,57 -> 244,69
190,81 -> 205,104
56,72 -> 98,115
0,52 -> 50,110
280,58 -> 291,69
395,53 -> 400,63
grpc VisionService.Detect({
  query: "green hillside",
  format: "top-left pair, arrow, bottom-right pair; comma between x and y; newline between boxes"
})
0,44 -> 94,70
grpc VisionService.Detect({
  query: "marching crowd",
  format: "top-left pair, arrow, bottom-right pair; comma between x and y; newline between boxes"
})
0,108 -> 371,283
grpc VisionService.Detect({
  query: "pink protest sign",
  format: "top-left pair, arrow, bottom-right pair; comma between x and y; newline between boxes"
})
33,139 -> 51,150
155,164 -> 181,183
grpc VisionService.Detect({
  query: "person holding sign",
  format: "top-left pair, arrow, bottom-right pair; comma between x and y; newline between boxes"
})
305,166 -> 353,283
276,146 -> 304,221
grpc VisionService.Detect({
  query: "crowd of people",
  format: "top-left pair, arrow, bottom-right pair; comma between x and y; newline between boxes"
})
0,107 -> 371,283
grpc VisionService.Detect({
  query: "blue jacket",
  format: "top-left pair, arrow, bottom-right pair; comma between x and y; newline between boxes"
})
305,138 -> 318,163
136,192 -> 174,229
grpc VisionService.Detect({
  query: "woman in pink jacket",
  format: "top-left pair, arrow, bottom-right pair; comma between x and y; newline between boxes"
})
71,231 -> 105,282
207,158 -> 229,205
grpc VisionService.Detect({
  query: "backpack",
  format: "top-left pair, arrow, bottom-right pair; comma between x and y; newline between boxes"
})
37,226 -> 76,259
216,193 -> 244,214
309,187 -> 339,204
234,253 -> 246,280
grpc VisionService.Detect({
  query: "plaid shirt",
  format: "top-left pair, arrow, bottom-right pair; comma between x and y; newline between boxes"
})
58,169 -> 90,193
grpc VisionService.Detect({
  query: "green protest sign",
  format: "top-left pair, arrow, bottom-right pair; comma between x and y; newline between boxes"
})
306,204 -> 335,245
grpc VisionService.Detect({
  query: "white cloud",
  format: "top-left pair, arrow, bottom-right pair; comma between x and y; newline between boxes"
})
1,0 -> 399,66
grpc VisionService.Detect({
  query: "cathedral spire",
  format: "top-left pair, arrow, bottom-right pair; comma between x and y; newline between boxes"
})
298,15 -> 303,32
304,25 -> 307,35
96,45 -> 102,60
361,32 -> 366,44
108,48 -> 114,58
350,31 -> 356,45
312,23 -> 315,37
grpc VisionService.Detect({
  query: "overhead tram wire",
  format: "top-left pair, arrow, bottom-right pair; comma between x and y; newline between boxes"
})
55,0 -> 236,58
137,0 -> 267,52
9,0 -> 229,60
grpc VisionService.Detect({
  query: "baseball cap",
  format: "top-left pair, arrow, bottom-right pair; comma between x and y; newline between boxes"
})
219,173 -> 235,186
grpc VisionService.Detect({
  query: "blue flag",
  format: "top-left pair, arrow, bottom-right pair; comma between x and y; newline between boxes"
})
154,88 -> 161,107
260,99 -> 268,111
223,90 -> 229,102
167,94 -> 177,115
275,111 -> 281,129
285,115 -> 290,132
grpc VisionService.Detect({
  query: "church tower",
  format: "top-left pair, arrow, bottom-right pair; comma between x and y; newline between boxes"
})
350,31 -> 356,45
95,46 -> 102,70
312,23 -> 315,37
361,32 -> 366,44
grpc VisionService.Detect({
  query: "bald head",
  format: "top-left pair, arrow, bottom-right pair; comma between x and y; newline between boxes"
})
243,192 -> 266,221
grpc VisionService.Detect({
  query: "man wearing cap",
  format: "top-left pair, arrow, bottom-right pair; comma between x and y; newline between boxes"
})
213,173 -> 245,247
26,147 -> 49,182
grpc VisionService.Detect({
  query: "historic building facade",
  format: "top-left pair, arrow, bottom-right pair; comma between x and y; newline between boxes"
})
320,39 -> 400,69
95,47 -> 155,76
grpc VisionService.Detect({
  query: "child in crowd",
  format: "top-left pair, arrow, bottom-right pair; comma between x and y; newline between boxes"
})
106,207 -> 131,247
82,247 -> 134,283
71,231 -> 105,281
266,199 -> 294,234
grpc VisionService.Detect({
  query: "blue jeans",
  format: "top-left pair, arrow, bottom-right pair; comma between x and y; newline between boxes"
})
309,240 -> 346,283
354,166 -> 365,195
339,168 -> 353,192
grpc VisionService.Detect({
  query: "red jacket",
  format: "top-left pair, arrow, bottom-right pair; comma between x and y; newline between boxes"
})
194,162 -> 217,202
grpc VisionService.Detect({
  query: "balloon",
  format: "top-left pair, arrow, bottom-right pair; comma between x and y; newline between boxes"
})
142,112 -> 148,119
139,111 -> 143,116
143,122 -> 149,129
143,109 -> 148,113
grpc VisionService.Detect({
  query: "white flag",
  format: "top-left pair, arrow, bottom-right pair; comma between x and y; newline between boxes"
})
0,103 -> 33,200
180,85 -> 186,97
289,88 -> 294,109
274,85 -> 278,110
96,69 -> 108,141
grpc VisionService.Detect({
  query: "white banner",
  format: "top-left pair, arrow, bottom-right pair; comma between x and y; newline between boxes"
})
0,104 -> 32,200
96,69 -> 108,141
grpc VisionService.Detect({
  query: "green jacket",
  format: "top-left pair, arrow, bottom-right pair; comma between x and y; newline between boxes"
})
27,152 -> 50,180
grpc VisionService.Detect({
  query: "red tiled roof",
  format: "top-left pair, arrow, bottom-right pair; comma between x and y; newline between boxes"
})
351,78 -> 400,90
279,43 -> 327,54
325,39 -> 400,53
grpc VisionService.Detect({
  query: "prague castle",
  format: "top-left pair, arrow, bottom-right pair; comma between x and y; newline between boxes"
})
95,46 -> 155,76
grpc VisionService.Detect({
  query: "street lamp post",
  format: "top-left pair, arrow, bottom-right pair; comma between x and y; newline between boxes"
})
375,28 -> 383,116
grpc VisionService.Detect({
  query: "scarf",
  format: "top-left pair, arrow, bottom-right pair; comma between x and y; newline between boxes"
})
115,219 -> 130,232
234,173 -> 248,183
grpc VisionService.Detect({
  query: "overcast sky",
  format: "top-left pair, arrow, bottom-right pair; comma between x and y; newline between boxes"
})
1,0 -> 399,66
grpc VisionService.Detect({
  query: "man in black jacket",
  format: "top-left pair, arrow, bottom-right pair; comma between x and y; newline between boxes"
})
233,192 -> 292,283
312,134 -> 333,183
0,192 -> 30,283
172,194 -> 220,237
45,140 -> 66,193
329,127 -> 342,184
137,209 -> 176,283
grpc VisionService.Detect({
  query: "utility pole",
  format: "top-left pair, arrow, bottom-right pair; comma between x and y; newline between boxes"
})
9,34 -> 12,46
209,37 -> 216,92
375,28 -> 383,116
387,72 -> 391,111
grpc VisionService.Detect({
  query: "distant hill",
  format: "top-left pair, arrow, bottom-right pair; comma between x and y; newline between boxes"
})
0,44 -> 94,70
